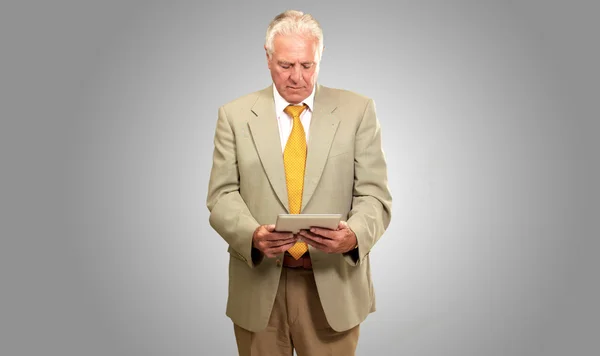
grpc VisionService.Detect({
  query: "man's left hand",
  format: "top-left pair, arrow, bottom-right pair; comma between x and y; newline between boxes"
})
298,221 -> 357,254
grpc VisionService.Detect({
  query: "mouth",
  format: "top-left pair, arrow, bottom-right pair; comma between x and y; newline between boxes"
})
287,86 -> 304,90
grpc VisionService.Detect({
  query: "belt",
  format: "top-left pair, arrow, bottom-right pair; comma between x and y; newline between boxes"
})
282,252 -> 312,269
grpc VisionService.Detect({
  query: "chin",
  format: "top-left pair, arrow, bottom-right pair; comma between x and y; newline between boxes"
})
284,92 -> 307,104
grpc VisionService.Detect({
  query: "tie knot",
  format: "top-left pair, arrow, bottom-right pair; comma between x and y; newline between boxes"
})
284,104 -> 308,119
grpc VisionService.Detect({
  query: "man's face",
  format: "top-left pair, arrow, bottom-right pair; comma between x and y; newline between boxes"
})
266,34 -> 320,104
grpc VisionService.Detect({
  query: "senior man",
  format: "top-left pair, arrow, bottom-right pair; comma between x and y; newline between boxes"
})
207,9 -> 392,356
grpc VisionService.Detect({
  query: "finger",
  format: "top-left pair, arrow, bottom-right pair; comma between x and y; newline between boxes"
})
257,237 -> 296,251
264,232 -> 295,241
265,241 -> 297,257
338,221 -> 348,230
307,227 -> 336,239
265,237 -> 298,248
298,230 -> 333,246
298,229 -> 327,239
302,236 -> 329,252
301,230 -> 333,246
303,232 -> 345,253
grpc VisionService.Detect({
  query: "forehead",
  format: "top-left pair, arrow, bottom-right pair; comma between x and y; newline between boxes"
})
272,34 -> 318,60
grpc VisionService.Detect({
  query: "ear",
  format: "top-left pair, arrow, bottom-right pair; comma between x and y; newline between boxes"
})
264,45 -> 272,68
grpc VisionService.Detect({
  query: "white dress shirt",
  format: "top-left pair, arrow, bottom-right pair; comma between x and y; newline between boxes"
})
272,84 -> 316,152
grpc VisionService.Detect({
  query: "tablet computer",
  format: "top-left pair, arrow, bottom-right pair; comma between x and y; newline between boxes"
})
274,213 -> 342,233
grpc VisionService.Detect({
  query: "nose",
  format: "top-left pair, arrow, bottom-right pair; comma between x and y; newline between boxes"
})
290,65 -> 301,83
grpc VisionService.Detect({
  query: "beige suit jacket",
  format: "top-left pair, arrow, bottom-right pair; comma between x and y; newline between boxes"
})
206,84 -> 392,332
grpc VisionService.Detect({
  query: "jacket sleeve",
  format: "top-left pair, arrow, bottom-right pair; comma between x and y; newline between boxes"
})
206,105 -> 262,268
344,99 -> 392,266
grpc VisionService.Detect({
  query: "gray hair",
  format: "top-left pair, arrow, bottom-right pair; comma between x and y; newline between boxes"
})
265,10 -> 324,60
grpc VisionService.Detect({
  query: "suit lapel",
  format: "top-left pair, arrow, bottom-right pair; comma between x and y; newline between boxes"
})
302,85 -> 340,211
248,86 -> 290,212
247,85 -> 341,213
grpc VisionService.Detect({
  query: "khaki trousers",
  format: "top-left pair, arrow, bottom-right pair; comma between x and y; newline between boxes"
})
233,266 -> 360,356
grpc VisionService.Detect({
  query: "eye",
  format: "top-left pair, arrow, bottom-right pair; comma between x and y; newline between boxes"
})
302,64 -> 313,69
280,64 -> 291,69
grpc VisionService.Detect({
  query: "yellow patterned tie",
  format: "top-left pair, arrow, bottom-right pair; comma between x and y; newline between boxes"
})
283,104 -> 308,259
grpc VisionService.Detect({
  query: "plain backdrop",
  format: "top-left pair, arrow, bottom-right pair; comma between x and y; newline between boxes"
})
1,1 -> 598,355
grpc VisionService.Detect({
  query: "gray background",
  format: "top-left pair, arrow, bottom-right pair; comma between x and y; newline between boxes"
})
2,0 -> 598,355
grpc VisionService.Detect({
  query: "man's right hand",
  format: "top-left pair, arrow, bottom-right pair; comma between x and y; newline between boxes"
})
253,225 -> 298,258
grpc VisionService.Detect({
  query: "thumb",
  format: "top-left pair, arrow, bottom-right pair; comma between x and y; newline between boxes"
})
265,224 -> 276,232
338,220 -> 348,230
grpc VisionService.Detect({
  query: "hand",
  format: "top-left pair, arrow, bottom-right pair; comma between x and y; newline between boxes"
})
298,221 -> 357,254
252,225 -> 298,258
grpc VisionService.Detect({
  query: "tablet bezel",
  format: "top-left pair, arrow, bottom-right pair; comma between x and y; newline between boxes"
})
274,213 -> 342,233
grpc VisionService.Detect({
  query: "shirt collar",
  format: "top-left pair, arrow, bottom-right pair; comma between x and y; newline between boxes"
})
272,84 -> 316,118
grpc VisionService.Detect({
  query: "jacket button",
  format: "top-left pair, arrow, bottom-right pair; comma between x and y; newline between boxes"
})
276,259 -> 281,266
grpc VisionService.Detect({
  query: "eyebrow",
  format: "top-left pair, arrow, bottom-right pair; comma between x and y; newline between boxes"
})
277,61 -> 314,66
